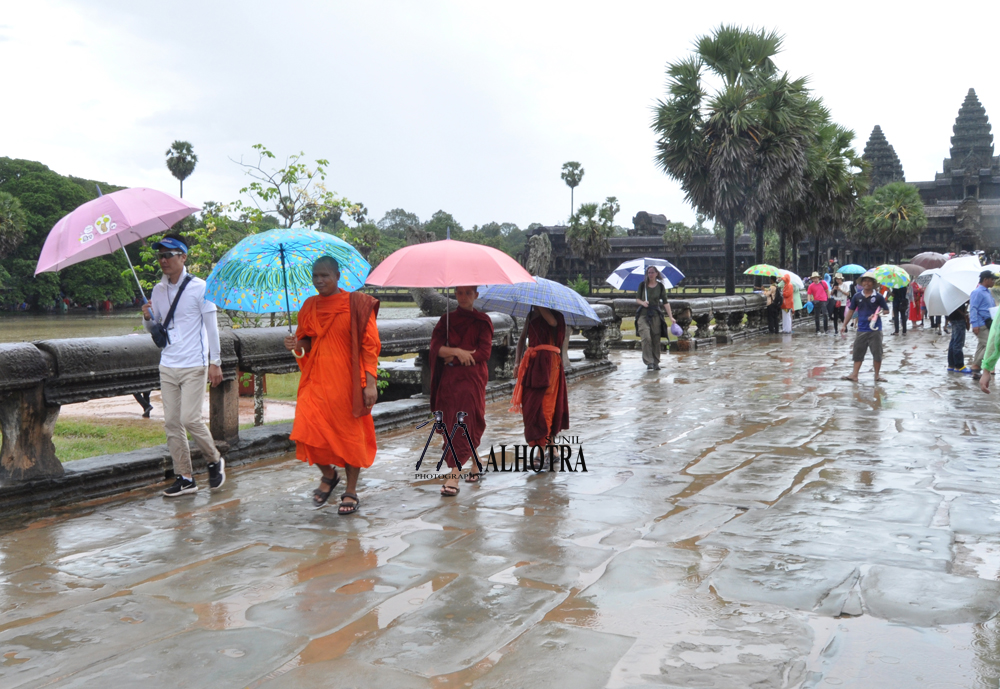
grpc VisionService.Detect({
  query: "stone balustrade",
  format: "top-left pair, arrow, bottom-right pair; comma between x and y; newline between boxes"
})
0,309 -> 618,485
592,293 -> 769,350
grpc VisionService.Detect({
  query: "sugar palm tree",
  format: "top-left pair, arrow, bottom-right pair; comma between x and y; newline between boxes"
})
776,118 -> 866,271
652,25 -> 813,295
854,182 -> 926,263
165,141 -> 198,198
561,162 -> 584,221
566,202 -> 612,293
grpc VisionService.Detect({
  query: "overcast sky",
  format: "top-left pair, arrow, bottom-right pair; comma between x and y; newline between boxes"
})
3,1 -> 998,232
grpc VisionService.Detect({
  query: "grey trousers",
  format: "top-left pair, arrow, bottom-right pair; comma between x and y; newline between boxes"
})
160,365 -> 219,477
636,311 -> 663,366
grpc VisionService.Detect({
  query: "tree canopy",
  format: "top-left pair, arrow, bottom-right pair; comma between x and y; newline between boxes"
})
0,157 -> 132,308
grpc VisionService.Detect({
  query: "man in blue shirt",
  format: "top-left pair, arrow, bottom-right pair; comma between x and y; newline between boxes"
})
841,272 -> 890,383
969,270 -> 997,380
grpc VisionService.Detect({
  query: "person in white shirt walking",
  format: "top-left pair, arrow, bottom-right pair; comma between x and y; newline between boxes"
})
142,234 -> 225,496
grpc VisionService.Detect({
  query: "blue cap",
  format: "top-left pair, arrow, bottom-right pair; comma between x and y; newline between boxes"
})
152,237 -> 188,254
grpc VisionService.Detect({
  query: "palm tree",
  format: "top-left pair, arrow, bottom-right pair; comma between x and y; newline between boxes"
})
165,141 -> 198,198
561,162 -> 584,221
0,191 -> 28,259
652,25 -> 813,295
854,182 -> 927,262
662,221 -> 693,265
776,118 -> 866,272
566,202 -> 612,293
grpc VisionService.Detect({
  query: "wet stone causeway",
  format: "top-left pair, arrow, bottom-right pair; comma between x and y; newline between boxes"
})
4,329 -> 1000,687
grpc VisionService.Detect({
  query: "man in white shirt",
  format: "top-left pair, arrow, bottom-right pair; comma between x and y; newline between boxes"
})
142,234 -> 225,496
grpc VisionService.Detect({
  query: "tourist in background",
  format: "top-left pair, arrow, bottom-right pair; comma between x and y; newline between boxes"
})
891,284 -> 909,336
908,281 -> 924,328
765,276 -> 780,334
780,273 -> 795,333
969,270 -> 996,380
831,274 -> 849,335
141,234 -> 225,497
510,305 -> 570,448
947,302 -> 971,373
284,257 -> 380,514
430,285 -> 493,495
806,272 -> 829,334
635,266 -> 674,370
841,272 -> 889,383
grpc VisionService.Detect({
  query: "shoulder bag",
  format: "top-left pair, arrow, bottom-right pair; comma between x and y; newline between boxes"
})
150,275 -> 193,349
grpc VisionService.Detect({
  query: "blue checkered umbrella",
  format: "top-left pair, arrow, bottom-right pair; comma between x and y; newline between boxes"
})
475,276 -> 601,327
606,257 -> 685,291
205,228 -> 370,329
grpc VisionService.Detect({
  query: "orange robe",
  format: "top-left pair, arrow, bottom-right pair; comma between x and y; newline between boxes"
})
291,291 -> 381,468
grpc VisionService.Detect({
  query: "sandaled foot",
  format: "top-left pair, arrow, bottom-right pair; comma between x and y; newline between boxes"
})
875,376 -> 888,382
338,492 -> 359,515
441,481 -> 460,497
840,375 -> 858,382
465,471 -> 482,484
312,472 -> 340,509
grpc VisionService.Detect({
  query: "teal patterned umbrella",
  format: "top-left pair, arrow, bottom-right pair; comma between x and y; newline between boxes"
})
205,228 -> 370,325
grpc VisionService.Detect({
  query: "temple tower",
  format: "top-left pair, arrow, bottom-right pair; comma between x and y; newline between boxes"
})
936,88 -> 997,200
862,125 -> 905,191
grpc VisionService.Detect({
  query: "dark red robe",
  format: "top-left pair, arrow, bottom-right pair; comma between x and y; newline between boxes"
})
519,311 -> 569,444
429,307 -> 493,467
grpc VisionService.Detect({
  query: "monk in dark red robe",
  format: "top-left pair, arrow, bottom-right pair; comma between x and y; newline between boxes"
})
429,285 -> 493,496
284,257 -> 380,515
510,306 -> 569,445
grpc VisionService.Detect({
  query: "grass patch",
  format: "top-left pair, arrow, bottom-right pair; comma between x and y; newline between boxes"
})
52,418 -> 167,462
263,372 -> 300,401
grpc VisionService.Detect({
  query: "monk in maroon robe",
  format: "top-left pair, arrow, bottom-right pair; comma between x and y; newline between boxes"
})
510,306 -> 569,445
429,285 -> 493,496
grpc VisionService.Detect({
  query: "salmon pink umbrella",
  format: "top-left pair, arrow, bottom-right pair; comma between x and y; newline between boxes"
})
366,239 -> 534,288
35,187 -> 200,298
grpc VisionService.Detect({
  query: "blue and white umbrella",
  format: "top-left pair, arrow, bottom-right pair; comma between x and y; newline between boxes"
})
475,276 -> 601,327
205,228 -> 370,329
606,257 -> 685,291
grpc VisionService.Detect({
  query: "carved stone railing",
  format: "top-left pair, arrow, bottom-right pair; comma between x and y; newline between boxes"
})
0,310 -> 616,484
593,294 -> 770,350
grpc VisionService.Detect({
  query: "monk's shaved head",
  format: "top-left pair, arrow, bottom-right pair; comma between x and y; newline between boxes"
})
313,256 -> 342,276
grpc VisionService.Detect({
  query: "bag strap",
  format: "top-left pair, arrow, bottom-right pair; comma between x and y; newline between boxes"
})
161,275 -> 193,330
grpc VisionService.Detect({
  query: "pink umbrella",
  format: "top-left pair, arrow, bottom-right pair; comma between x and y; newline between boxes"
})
366,239 -> 534,288
35,187 -> 200,297
367,238 -> 534,347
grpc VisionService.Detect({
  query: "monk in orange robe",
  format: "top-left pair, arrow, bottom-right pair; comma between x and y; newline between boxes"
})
284,256 -> 380,515
429,285 -> 493,496
510,306 -> 569,446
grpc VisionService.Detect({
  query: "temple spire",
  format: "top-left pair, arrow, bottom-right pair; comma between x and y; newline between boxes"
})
949,88 -> 994,171
862,125 -> 905,192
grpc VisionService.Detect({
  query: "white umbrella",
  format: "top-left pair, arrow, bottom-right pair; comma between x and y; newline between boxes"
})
938,255 -> 985,294
915,267 -> 940,287
781,270 -> 805,290
924,274 -> 971,317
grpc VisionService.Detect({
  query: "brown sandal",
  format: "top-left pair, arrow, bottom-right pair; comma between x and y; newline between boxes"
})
440,484 -> 460,497
338,492 -> 360,515
312,473 -> 340,509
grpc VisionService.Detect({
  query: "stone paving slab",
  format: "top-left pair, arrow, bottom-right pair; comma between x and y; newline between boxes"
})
5,331 -> 1000,687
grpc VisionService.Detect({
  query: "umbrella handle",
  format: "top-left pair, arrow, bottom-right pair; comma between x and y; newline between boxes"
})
116,234 -> 148,306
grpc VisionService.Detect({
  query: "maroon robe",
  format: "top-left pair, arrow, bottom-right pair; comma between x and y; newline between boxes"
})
429,307 -> 493,467
520,311 -> 570,444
